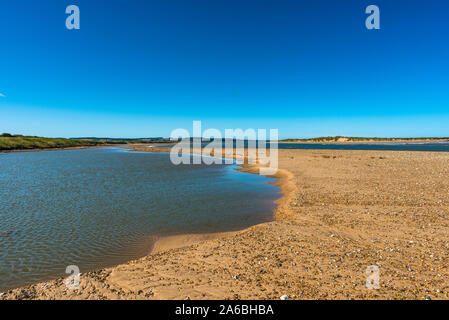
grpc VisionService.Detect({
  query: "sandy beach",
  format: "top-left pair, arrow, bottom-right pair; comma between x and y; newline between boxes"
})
1,147 -> 449,300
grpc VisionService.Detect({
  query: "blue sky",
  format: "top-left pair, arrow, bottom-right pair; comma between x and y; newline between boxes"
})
0,0 -> 448,139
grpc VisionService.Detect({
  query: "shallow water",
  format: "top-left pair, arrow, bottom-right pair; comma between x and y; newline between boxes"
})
0,148 -> 280,290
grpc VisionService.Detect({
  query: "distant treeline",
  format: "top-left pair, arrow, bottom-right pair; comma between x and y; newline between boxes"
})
0,133 -> 125,151
281,136 -> 449,143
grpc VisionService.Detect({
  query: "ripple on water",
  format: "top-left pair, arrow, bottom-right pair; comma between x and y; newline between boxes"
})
0,148 -> 280,290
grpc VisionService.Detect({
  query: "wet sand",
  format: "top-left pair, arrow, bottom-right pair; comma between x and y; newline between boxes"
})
1,148 -> 449,300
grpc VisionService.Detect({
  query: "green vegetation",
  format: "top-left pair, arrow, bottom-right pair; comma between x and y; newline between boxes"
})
0,133 -> 125,151
281,136 -> 449,143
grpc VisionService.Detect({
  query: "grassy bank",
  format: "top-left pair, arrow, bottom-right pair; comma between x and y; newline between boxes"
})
0,134 -> 124,151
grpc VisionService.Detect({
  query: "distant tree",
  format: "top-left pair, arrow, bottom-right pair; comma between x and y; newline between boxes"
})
1,133 -> 13,137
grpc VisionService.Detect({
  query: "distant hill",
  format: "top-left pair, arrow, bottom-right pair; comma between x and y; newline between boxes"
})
281,136 -> 449,143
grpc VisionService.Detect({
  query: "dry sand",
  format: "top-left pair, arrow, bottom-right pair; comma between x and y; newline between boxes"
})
1,147 -> 449,300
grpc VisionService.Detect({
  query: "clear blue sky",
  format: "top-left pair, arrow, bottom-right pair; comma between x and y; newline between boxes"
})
0,0 -> 448,139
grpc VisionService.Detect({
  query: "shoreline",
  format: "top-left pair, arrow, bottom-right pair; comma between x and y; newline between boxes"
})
149,160 -> 296,255
127,145 -> 294,255
0,146 -> 290,294
2,148 -> 449,299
